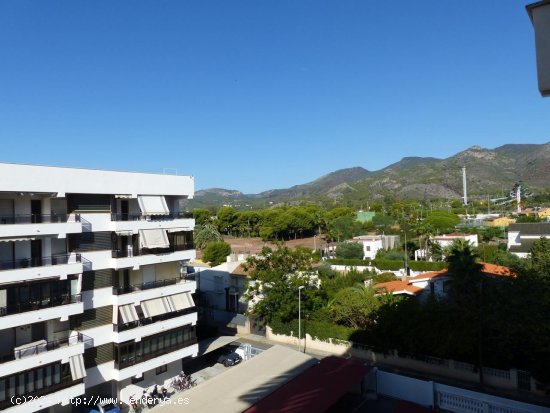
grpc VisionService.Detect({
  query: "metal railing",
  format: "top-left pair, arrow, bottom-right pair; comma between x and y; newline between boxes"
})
0,213 -> 80,225
111,244 -> 193,258
6,332 -> 92,361
116,337 -> 197,369
113,307 -> 197,332
113,274 -> 196,295
0,253 -> 82,271
110,212 -> 193,221
0,294 -> 82,317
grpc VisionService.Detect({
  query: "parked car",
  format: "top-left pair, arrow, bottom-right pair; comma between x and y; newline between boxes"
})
217,349 -> 242,367
84,401 -> 120,413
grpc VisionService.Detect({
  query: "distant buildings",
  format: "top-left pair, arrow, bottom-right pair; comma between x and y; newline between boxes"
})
507,222 -> 550,258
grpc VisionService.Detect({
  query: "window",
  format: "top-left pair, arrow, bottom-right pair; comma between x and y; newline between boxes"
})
156,365 -> 167,375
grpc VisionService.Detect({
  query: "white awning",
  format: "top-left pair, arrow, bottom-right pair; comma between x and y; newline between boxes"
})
116,230 -> 134,237
0,237 -> 36,242
138,195 -> 169,215
167,228 -> 188,233
69,354 -> 87,380
165,292 -> 195,312
119,304 -> 139,324
139,229 -> 169,249
140,297 -> 171,318
115,194 -> 133,199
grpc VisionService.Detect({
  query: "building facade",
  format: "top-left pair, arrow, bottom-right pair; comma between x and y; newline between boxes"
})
0,163 -> 197,412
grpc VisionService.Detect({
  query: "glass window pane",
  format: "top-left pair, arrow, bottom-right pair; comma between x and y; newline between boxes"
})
54,364 -> 61,384
151,337 -> 157,353
17,374 -> 24,396
8,377 -> 15,398
36,369 -> 43,390
45,366 -> 52,386
0,379 -> 5,402
27,371 -> 34,392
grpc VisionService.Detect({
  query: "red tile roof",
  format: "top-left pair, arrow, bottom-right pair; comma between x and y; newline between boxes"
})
244,357 -> 371,413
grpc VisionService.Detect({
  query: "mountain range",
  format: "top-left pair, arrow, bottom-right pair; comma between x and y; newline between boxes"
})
183,142 -> 550,209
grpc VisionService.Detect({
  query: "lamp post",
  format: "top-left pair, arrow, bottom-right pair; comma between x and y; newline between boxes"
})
298,285 -> 305,353
402,230 -> 409,276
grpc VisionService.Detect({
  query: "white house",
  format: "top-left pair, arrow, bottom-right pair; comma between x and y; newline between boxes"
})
352,235 -> 400,260
507,223 -> 550,258
0,162 -> 197,412
414,233 -> 478,260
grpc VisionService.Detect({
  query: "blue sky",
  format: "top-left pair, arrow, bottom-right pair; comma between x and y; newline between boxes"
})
0,1 -> 548,193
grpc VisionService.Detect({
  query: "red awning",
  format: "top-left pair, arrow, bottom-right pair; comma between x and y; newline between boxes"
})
244,356 -> 371,413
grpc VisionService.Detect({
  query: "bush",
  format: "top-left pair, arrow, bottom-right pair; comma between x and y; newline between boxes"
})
335,242 -> 364,260
270,317 -> 355,343
372,272 -> 399,283
408,261 -> 448,271
202,241 -> 231,266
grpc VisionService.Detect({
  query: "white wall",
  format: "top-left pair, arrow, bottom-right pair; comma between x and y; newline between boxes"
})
0,163 -> 194,197
377,371 -> 434,407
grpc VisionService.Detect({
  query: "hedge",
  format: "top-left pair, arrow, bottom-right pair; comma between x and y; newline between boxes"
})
326,258 -> 447,272
269,318 -> 355,343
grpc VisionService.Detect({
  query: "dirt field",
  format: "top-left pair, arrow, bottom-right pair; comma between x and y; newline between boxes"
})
223,236 -> 324,254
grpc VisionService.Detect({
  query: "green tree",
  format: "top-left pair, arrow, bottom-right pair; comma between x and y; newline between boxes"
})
216,206 -> 237,235
335,242 -> 364,260
243,245 -> 322,323
424,211 -> 460,234
528,237 -> 550,276
194,222 -> 223,250
330,286 -> 379,329
192,209 -> 212,226
202,241 -> 232,266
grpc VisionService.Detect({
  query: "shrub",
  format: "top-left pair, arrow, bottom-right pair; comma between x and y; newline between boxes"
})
202,241 -> 231,266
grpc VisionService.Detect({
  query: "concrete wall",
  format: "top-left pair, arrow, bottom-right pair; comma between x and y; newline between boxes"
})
377,371 -> 434,407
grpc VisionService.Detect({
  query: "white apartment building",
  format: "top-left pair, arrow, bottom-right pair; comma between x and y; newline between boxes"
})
0,163 -> 198,412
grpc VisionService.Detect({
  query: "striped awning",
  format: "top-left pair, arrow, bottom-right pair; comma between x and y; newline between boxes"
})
139,229 -> 169,249
69,354 -> 87,380
141,297 -> 171,318
138,196 -> 169,215
119,304 -> 139,324
165,292 -> 195,312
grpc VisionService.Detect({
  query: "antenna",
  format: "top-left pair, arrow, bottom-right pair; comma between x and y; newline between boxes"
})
462,167 -> 468,205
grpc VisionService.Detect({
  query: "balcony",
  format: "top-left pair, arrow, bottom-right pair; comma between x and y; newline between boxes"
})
109,212 -> 194,233
113,310 -> 197,343
110,244 -> 195,270
0,377 -> 85,412
0,213 -> 82,238
117,337 -> 197,370
0,294 -> 83,329
112,273 -> 197,306
0,333 -> 91,377
0,254 -> 84,283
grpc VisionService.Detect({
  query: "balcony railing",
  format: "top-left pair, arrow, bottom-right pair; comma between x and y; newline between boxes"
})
0,294 -> 82,317
0,213 -> 80,225
0,333 -> 92,363
110,212 -> 193,221
113,275 -> 195,295
113,307 -> 197,333
116,337 -> 197,369
111,244 -> 193,259
0,253 -> 82,271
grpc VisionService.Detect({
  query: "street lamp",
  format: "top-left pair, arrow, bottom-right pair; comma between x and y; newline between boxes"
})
402,230 -> 409,276
298,285 -> 305,353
